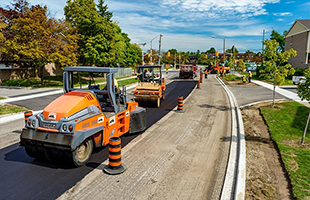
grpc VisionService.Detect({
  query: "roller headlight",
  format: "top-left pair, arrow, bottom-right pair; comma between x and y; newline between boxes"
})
62,124 -> 67,131
31,120 -> 36,127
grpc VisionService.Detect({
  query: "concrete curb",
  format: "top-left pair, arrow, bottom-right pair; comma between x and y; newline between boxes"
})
217,77 -> 246,200
0,110 -> 43,124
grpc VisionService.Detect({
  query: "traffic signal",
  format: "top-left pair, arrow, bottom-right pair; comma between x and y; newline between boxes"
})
167,52 -> 170,57
205,55 -> 208,58
179,55 -> 181,59
216,51 -> 219,57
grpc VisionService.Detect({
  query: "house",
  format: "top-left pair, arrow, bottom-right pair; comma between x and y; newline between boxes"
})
285,19 -> 310,68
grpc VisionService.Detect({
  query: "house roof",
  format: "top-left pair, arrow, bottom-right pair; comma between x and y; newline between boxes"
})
285,19 -> 310,38
298,19 -> 310,29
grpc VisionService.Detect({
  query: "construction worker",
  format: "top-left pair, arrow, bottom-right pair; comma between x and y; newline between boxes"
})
242,75 -> 246,83
248,71 -> 252,83
204,69 -> 208,79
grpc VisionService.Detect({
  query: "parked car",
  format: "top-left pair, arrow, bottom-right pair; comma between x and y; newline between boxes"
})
292,76 -> 306,85
245,62 -> 257,72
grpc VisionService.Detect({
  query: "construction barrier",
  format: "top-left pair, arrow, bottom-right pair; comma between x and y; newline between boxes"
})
177,96 -> 184,113
103,137 -> 126,175
197,80 -> 201,89
200,71 -> 203,83
24,111 -> 33,125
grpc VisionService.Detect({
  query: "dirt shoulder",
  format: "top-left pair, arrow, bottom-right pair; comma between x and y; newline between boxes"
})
242,101 -> 294,200
223,77 -> 294,199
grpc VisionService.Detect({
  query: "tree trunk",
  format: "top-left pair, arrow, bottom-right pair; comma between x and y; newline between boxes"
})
35,65 -> 39,78
272,82 -> 276,106
40,64 -> 44,85
301,108 -> 310,144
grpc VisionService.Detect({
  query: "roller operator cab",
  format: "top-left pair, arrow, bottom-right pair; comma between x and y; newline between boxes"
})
20,67 -> 147,166
133,65 -> 166,108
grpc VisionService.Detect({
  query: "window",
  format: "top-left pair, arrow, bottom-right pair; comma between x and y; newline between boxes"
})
290,36 -> 293,46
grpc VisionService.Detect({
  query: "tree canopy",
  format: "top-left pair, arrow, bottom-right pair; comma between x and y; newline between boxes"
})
260,39 -> 296,105
270,29 -> 287,53
0,1 -> 78,83
296,67 -> 310,143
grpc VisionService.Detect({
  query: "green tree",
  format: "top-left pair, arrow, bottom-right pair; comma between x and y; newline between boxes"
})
113,23 -> 127,66
226,45 -> 239,54
0,20 -> 7,42
206,47 -> 216,54
125,43 -> 141,67
97,0 -> 113,21
296,67 -> 310,144
65,0 -> 115,66
270,29 -> 287,52
260,39 -> 296,105
168,48 -> 178,55
235,59 -> 246,73
226,57 -> 233,69
0,4 -> 78,84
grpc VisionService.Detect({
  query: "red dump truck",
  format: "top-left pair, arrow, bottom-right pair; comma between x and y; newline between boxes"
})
179,64 -> 197,79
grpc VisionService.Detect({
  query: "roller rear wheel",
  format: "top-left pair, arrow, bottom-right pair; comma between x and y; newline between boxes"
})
72,138 -> 93,166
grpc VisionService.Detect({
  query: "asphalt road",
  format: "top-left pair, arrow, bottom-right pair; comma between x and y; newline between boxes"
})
0,75 -> 197,200
1,71 -> 295,199
228,85 -> 289,106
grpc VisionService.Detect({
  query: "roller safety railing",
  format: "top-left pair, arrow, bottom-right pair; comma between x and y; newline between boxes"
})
217,77 -> 246,200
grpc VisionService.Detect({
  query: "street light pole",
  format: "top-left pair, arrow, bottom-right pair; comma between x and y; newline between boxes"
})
150,35 -> 160,65
138,43 -> 146,65
158,34 -> 163,65
212,35 -> 226,63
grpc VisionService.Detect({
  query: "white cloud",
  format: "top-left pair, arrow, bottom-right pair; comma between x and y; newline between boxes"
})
273,12 -> 292,16
161,0 -> 280,19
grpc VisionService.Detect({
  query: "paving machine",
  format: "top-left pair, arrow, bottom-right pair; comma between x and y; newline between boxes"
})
133,65 -> 166,108
20,66 -> 147,166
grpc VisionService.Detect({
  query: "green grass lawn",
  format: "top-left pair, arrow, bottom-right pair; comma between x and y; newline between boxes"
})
0,104 -> 28,115
117,77 -> 139,87
260,102 -> 310,199
224,74 -> 241,81
1,76 -> 64,88
252,72 -> 293,85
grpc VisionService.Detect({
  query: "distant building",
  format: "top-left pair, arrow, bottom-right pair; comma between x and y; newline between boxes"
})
285,19 -> 310,68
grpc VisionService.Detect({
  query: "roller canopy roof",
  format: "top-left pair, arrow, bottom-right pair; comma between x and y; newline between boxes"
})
64,66 -> 119,73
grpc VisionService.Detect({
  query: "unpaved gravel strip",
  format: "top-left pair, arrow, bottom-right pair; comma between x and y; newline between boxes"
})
242,105 -> 292,199
57,75 -> 231,200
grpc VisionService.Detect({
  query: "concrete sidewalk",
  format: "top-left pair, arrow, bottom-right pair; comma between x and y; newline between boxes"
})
251,79 -> 310,107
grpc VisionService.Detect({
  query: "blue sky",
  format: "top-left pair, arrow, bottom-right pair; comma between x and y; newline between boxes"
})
1,0 -> 310,53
